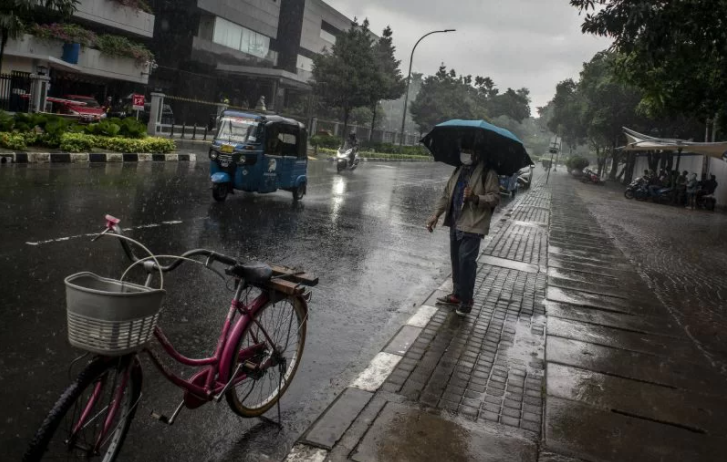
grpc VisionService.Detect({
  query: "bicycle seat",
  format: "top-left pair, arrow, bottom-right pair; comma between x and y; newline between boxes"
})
228,262 -> 273,284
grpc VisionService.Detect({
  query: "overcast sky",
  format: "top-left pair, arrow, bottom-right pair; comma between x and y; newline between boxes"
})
328,0 -> 612,115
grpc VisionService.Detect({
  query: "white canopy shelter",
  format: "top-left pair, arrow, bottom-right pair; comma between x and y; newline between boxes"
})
623,127 -> 727,160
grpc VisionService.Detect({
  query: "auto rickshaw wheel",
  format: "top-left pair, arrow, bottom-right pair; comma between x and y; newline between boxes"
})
292,183 -> 306,201
213,183 -> 230,202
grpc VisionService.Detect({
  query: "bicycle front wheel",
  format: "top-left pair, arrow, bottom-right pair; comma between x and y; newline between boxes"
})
226,295 -> 307,417
23,355 -> 142,462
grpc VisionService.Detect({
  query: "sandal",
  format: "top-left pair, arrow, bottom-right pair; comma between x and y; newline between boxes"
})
436,294 -> 460,306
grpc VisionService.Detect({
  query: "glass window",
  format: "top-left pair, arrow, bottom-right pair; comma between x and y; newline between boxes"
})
320,28 -> 336,45
213,17 -> 270,59
296,55 -> 314,72
216,116 -> 260,144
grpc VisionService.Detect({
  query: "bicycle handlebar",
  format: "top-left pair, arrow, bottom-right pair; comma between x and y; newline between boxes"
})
103,215 -> 238,272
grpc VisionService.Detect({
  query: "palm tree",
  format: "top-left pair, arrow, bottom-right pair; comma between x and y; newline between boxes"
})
0,0 -> 78,69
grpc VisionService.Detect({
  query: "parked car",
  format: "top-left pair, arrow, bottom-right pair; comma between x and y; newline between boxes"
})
20,94 -> 105,122
53,95 -> 106,122
517,165 -> 534,189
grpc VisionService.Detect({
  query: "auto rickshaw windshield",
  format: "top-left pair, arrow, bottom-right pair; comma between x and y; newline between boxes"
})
217,116 -> 261,144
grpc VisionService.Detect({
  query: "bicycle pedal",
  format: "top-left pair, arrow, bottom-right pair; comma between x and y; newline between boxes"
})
242,360 -> 259,371
151,400 -> 184,426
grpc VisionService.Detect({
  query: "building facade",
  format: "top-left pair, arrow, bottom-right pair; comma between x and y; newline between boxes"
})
1,0 -> 156,112
146,0 -> 355,125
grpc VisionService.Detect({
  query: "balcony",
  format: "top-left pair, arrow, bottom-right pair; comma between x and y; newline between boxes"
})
73,0 -> 154,38
5,34 -> 151,84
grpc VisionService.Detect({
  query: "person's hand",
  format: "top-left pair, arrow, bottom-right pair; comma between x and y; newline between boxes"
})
464,187 -> 479,204
426,215 -> 438,233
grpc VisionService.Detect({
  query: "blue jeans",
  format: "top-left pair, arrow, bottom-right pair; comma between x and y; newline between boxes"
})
450,228 -> 481,305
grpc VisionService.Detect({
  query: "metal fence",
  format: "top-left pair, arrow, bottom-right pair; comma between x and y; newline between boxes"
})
314,119 -> 420,145
0,72 -> 31,113
149,94 -> 419,145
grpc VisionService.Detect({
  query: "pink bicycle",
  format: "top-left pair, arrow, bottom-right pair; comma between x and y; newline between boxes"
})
23,216 -> 316,461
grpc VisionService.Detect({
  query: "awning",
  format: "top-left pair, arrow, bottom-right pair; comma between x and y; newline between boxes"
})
216,64 -> 312,91
622,127 -> 727,159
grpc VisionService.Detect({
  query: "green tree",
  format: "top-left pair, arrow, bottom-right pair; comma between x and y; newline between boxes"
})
547,78 -> 586,154
487,88 -> 531,123
0,0 -> 78,67
578,52 -> 644,178
312,19 -> 380,139
570,0 -> 727,132
368,26 -> 405,139
409,65 -> 486,132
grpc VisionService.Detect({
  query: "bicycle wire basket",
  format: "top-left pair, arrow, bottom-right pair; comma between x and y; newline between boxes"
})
65,272 -> 166,356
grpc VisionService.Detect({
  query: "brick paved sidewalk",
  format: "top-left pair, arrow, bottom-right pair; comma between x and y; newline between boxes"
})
286,174 -> 552,462
286,169 -> 727,462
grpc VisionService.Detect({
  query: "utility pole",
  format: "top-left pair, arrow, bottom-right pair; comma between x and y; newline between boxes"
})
546,135 -> 561,184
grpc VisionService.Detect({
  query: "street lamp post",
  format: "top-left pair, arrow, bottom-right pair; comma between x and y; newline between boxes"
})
399,29 -> 455,146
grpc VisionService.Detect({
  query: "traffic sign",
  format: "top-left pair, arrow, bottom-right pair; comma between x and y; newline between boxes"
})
132,94 -> 145,111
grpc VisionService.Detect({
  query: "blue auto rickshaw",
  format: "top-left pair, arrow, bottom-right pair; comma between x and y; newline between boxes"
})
209,110 -> 308,202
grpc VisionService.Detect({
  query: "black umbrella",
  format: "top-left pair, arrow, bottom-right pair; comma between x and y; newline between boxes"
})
421,119 -> 532,176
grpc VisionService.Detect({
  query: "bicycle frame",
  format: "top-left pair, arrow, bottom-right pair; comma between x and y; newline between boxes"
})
144,283 -> 274,400
73,281 -> 304,454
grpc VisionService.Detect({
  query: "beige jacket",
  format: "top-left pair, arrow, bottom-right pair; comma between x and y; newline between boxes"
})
433,163 -> 501,235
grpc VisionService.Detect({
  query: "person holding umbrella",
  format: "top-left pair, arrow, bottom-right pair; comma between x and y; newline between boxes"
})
425,147 -> 500,316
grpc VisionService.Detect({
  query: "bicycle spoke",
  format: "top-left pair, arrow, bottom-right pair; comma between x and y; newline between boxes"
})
227,296 -> 305,414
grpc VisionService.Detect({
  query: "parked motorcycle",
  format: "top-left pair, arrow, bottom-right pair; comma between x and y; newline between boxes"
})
649,186 -> 675,204
580,169 -> 604,185
696,193 -> 717,211
624,177 -> 648,201
336,147 -> 359,173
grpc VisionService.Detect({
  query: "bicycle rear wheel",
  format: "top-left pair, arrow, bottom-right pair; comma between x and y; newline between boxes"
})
23,355 -> 142,462
226,295 -> 307,417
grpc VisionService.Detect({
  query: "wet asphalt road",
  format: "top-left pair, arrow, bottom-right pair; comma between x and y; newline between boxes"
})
0,159 -> 476,461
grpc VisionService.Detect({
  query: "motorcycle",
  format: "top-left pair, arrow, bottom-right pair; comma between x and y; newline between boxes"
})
696,193 -> 717,211
580,169 -> 604,185
624,177 -> 648,201
649,185 -> 675,204
335,147 -> 359,173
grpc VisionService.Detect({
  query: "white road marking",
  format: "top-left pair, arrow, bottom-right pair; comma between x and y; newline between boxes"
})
350,352 -> 402,392
25,220 -> 184,246
407,305 -> 439,328
284,444 -> 328,462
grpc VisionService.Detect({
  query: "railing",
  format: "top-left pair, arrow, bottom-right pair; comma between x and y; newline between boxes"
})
157,123 -> 211,141
0,72 -> 31,113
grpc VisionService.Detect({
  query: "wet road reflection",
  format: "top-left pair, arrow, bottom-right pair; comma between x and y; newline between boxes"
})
0,160 -> 457,461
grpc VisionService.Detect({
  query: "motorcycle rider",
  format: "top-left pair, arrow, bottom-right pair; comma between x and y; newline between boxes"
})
344,130 -> 358,166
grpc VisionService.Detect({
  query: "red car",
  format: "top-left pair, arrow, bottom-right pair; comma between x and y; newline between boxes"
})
51,95 -> 106,122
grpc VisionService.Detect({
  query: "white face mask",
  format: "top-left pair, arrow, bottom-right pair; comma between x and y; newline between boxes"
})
460,152 -> 473,165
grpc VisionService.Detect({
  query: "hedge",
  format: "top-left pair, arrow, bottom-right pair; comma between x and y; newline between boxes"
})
0,131 -> 175,153
565,155 -> 590,172
310,134 -> 340,149
0,112 -> 174,153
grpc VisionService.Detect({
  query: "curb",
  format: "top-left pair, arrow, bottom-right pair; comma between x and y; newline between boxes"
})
324,156 -> 432,163
0,152 -> 197,164
285,183 -> 533,461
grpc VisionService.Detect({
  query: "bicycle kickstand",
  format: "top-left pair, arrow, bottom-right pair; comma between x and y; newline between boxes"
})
257,371 -> 283,430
